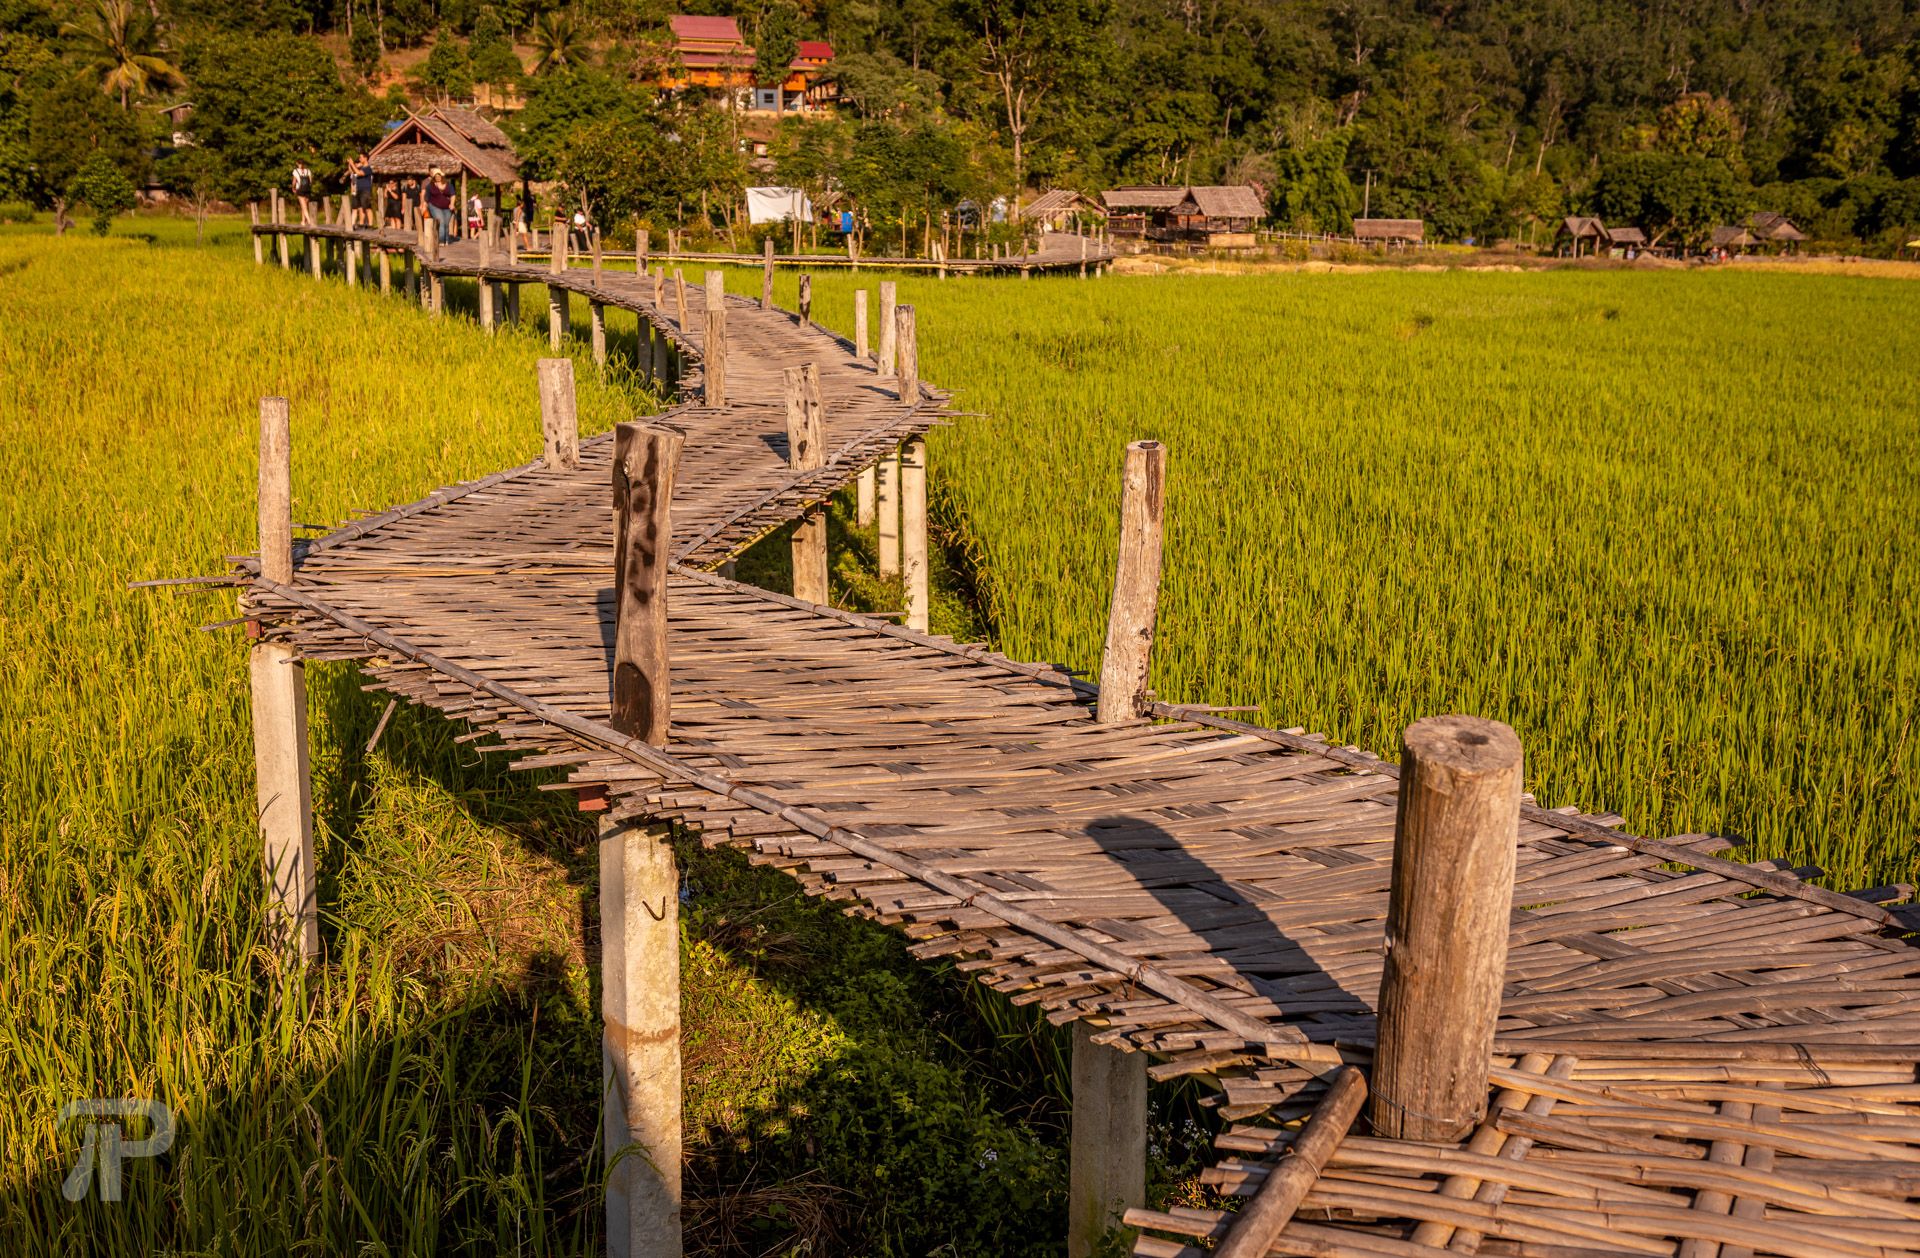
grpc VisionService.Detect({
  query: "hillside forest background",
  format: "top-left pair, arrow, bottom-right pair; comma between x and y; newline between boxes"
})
4,0 -> 1920,250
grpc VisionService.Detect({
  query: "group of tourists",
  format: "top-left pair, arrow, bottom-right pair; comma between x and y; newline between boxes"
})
287,157 -> 488,245
287,157 -> 590,253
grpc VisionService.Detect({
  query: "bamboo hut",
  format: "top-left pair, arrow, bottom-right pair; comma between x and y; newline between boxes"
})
1100,186 -> 1187,239
1352,218 -> 1425,247
369,106 -> 521,233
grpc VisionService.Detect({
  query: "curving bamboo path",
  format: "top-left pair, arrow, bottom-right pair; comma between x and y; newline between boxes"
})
240,219 -> 1920,1258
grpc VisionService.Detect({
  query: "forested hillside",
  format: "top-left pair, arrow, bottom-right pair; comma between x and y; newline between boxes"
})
5,0 -> 1918,248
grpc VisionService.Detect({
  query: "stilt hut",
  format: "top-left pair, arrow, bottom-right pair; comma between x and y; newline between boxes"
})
1557,215 -> 1609,257
1166,186 -> 1264,246
1100,186 -> 1187,240
368,106 -> 521,236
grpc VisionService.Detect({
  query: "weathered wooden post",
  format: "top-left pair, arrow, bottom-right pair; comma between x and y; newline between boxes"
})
761,235 -> 776,309
592,230 -> 603,280
1067,1023 -> 1146,1258
785,364 -> 828,604
549,279 -> 567,350
877,280 -> 897,376
894,303 -> 918,404
426,236 -> 444,316
636,225 -> 648,271
249,396 -> 317,961
1372,715 -> 1523,1142
1096,441 -> 1167,724
797,273 -> 812,327
250,203 -> 263,264
857,465 -> 876,527
901,434 -> 928,633
308,233 -> 322,280
538,358 -> 580,471
649,321 -> 670,389
479,262 -> 496,330
701,270 -> 726,407
379,246 -> 391,295
604,418 -> 686,1258
404,249 -> 417,303
591,301 -> 607,366
673,269 -> 688,331
854,289 -> 869,360
877,452 -> 900,578
1080,233 -> 1089,279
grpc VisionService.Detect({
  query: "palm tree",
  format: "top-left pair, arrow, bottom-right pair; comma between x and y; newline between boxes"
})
62,0 -> 183,110
530,9 -> 583,75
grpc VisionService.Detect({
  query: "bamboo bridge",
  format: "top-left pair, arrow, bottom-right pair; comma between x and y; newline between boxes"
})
220,205 -> 1920,1258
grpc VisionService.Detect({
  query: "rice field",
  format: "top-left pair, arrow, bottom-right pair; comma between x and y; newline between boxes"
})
781,263 -> 1920,892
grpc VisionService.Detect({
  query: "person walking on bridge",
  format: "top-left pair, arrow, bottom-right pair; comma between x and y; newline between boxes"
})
423,169 -> 455,245
290,158 -> 315,225
348,152 -> 374,229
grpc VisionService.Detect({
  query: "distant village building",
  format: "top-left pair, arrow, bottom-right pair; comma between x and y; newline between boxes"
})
1352,218 -> 1425,246
1017,189 -> 1104,230
1747,212 -> 1807,252
1709,224 -> 1759,251
655,15 -> 835,114
1557,216 -> 1650,256
1098,185 -> 1263,246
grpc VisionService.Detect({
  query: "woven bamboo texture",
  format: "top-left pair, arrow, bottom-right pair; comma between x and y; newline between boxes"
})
246,224 -> 1920,1254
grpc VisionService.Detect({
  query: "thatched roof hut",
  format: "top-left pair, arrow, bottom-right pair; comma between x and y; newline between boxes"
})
1604,225 -> 1647,246
370,107 -> 519,186
1710,224 -> 1757,249
1018,189 -> 1103,227
1748,211 -> 1807,243
1353,218 -> 1424,243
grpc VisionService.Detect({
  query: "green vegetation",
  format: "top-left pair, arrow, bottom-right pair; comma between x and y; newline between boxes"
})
0,227 -> 1087,1255
773,263 -> 1920,891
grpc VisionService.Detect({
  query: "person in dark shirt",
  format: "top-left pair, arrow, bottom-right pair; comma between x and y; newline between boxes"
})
424,169 -> 455,244
349,153 -> 374,228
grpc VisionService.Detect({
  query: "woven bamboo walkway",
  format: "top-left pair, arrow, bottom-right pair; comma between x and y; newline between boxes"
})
243,221 -> 1920,1257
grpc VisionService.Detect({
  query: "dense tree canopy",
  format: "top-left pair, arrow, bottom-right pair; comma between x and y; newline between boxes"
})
2,0 -> 1918,250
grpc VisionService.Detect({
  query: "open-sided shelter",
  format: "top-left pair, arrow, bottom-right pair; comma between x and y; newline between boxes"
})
1352,218 -> 1425,246
1018,189 -> 1104,231
1558,215 -> 1610,256
369,106 -> 520,230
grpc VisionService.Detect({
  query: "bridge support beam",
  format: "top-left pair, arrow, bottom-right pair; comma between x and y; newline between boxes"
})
1068,1023 -> 1146,1258
785,364 -> 828,604
901,435 -> 929,633
307,236 -> 321,280
250,204 -> 263,264
854,289 -> 869,360
877,281 -> 897,376
249,396 -> 318,962
599,816 -> 682,1258
591,301 -> 607,367
549,287 -> 566,350
702,271 -> 727,407
478,276 -> 494,330
877,450 -> 900,578
1097,441 -> 1167,724
379,248 -> 390,295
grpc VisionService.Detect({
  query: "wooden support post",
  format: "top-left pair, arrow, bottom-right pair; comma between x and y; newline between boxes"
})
877,280 -> 897,376
549,284 -> 566,350
701,270 -> 726,407
308,235 -> 322,280
1067,1022 -> 1146,1258
507,281 -> 520,326
404,250 -> 417,303
249,396 -> 317,962
854,289 -> 869,360
429,268 -> 444,316
1210,1068 -> 1366,1258
673,269 -> 687,331
785,364 -> 828,604
591,301 -> 607,366
761,236 -> 775,309
538,358 -> 580,471
901,435 -> 928,633
1096,441 -> 1167,724
637,226 -> 648,271
551,218 -> 567,273
592,230 -> 603,279
797,273 -> 812,326
479,272 -> 495,330
876,451 -> 900,578
379,247 -> 391,295
1080,233 -> 1089,278
600,814 -> 683,1258
649,321 -> 669,388
1372,715 -> 1523,1142
250,203 -> 263,264
894,303 -> 918,404
856,465 -> 876,527
346,239 -> 359,288
611,420 -> 683,743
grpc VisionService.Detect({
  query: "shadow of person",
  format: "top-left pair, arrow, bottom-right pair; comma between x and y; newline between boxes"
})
1081,814 -> 1373,1042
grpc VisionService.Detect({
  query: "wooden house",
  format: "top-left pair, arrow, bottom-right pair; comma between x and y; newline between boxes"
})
1167,185 -> 1264,245
1352,218 -> 1425,246
1018,189 -> 1104,231
1748,212 -> 1807,252
654,15 -> 835,113
369,106 -> 521,224
1101,186 -> 1187,238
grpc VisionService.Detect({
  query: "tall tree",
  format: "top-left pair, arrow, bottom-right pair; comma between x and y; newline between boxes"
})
961,0 -> 1108,204
61,0 -> 182,110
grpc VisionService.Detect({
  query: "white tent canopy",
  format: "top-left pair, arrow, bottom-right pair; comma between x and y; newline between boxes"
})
746,186 -> 814,225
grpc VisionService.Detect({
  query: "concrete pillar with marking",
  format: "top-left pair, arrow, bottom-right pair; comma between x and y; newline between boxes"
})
1068,1022 -> 1146,1258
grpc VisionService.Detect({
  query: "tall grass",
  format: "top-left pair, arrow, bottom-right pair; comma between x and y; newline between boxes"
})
774,265 -> 1920,889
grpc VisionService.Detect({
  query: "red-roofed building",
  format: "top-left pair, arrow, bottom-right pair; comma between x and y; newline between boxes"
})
656,14 -> 836,113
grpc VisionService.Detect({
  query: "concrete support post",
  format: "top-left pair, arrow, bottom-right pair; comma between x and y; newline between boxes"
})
1067,1022 -> 1146,1258
901,435 -> 929,633
249,396 -> 317,962
877,450 -> 900,578
599,816 -> 682,1258
856,466 -> 876,527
